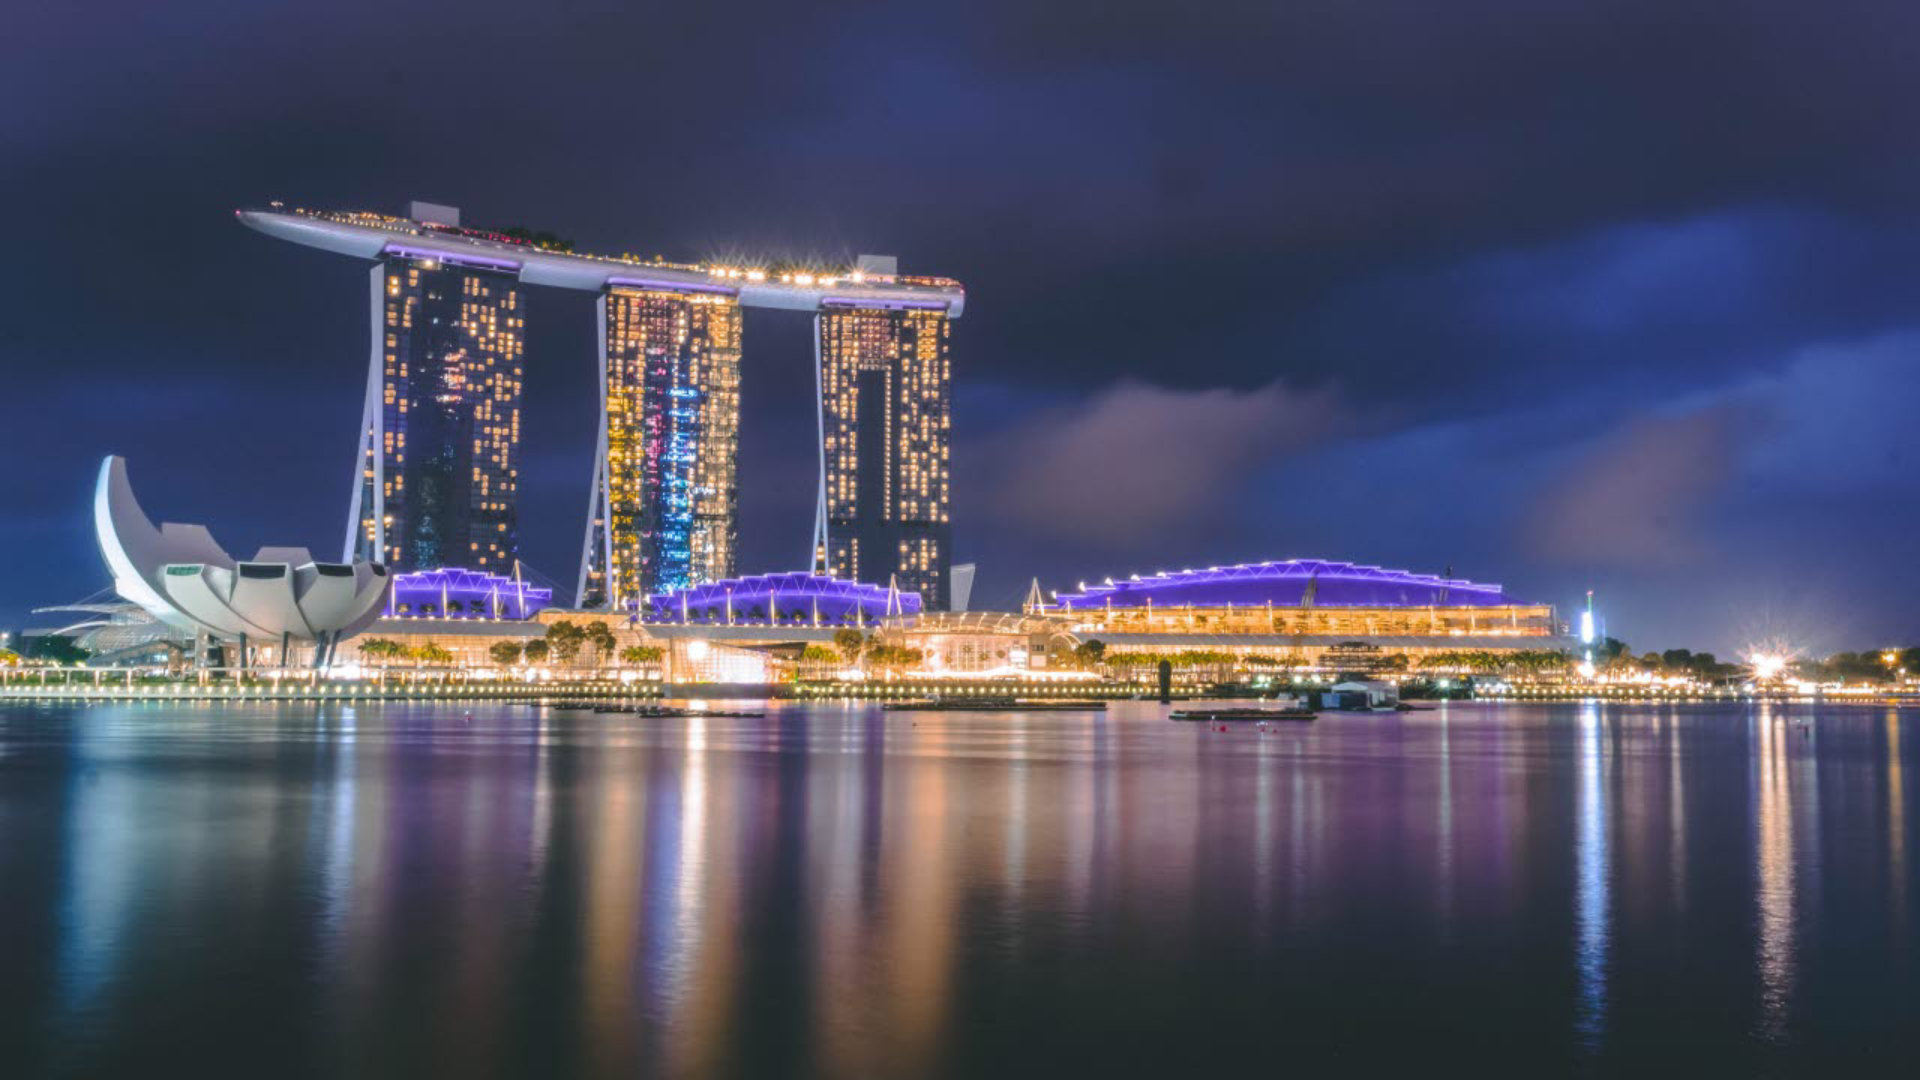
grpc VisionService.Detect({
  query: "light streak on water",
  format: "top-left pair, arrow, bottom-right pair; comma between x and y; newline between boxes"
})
1574,701 -> 1609,1051
1889,712 -> 1906,951
1752,703 -> 1800,1044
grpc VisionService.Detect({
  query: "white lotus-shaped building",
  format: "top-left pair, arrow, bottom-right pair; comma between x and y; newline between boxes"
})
94,456 -> 390,664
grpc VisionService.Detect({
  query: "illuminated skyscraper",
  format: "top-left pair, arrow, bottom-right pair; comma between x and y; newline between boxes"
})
578,286 -> 742,608
346,254 -> 524,572
813,301 -> 953,609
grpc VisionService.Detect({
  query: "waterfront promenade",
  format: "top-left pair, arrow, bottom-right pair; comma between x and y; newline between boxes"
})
0,677 -> 1123,705
6,676 -> 1914,707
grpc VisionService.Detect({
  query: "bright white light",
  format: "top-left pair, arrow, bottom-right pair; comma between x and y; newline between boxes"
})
685,640 -> 709,662
1750,653 -> 1786,680
1578,610 -> 1595,646
1577,660 -> 1596,679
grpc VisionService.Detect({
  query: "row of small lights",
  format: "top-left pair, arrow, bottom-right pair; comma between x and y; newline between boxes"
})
300,207 -> 912,290
795,681 -> 1104,699
0,681 -> 668,701
9,680 -> 1099,702
14,679 -> 1909,704
1487,686 -> 1748,700
705,266 -> 871,287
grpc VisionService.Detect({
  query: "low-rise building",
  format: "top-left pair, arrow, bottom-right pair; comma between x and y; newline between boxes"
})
1044,559 -> 1570,668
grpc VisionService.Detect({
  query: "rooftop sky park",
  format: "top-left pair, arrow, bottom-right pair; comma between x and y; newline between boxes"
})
237,203 -> 966,313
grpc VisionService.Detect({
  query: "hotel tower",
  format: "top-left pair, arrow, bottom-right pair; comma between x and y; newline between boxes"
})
577,286 -> 743,609
347,229 -> 524,573
812,267 -> 953,609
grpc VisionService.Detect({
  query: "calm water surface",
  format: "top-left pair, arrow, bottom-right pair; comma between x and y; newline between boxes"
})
1,700 -> 1915,1077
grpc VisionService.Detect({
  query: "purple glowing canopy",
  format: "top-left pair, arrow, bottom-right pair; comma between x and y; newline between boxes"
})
642,572 -> 920,624
389,567 -> 553,620
1050,559 -> 1514,610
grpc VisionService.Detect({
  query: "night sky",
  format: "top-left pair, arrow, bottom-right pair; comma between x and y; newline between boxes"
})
7,1 -> 1919,654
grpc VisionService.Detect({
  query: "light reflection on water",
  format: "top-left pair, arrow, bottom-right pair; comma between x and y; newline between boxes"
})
1573,701 -> 1610,1051
1890,712 -> 1906,952
2,699 -> 1918,1076
1752,703 -> 1799,1044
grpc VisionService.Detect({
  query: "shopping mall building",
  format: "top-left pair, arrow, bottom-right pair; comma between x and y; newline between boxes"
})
1031,559 -> 1569,668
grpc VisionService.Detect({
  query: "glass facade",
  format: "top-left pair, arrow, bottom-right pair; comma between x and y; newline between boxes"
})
352,255 -> 523,572
580,287 -> 741,608
817,307 -> 952,608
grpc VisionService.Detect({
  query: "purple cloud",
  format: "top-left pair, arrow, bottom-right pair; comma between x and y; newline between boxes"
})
965,379 -> 1349,545
1525,404 -> 1762,568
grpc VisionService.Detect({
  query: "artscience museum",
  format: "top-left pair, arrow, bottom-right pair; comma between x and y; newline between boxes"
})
94,456 -> 391,667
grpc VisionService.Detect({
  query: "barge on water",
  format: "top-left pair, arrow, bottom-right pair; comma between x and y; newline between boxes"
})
583,704 -> 766,719
882,698 -> 1108,713
1170,706 -> 1316,723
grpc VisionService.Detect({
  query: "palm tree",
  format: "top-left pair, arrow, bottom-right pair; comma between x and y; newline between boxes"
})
356,637 -> 405,683
410,642 -> 453,681
798,644 -> 838,679
620,644 -> 664,677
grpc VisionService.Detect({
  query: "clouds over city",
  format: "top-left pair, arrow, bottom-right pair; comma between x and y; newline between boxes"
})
964,379 -> 1350,547
1525,405 -> 1759,569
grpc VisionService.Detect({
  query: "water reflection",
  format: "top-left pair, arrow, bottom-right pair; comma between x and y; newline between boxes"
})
1752,704 -> 1798,1043
2,700 -> 1917,1076
1574,701 -> 1610,1049
56,711 -> 141,1020
1668,709 -> 1687,915
1890,712 -> 1906,950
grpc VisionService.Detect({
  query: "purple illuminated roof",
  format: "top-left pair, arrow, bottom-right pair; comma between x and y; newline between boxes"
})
389,567 -> 553,620
643,572 -> 920,625
1050,559 -> 1515,610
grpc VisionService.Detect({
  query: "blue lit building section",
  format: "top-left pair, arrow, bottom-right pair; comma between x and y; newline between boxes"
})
580,286 -> 742,608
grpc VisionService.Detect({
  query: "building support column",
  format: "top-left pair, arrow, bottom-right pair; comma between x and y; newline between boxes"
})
344,263 -> 387,563
810,313 -> 830,575
577,295 -> 615,609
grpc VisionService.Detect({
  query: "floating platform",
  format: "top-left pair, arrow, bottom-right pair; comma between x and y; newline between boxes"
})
881,699 -> 1109,713
590,705 -> 765,719
1170,707 -> 1316,722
